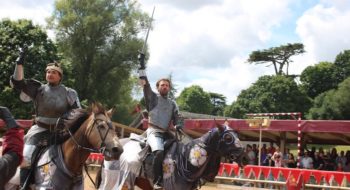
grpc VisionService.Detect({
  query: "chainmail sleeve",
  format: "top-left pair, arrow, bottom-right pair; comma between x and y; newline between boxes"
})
143,82 -> 158,112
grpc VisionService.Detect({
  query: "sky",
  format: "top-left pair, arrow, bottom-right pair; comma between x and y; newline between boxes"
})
1,0 -> 350,103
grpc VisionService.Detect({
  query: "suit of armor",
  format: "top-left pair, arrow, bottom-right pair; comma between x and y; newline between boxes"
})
139,71 -> 183,189
11,61 -> 81,188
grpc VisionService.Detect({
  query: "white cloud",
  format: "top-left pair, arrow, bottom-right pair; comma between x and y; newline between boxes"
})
0,0 -> 53,26
296,1 -> 350,63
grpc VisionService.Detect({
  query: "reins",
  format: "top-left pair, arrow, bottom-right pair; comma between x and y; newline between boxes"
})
66,112 -> 112,188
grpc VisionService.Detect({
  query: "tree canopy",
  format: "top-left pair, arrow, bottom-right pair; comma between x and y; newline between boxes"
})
247,43 -> 305,75
49,0 -> 149,107
307,77 -> 350,120
225,75 -> 311,118
300,62 -> 337,98
176,85 -> 213,114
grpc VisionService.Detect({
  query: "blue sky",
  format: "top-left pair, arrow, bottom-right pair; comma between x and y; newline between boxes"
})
1,0 -> 350,103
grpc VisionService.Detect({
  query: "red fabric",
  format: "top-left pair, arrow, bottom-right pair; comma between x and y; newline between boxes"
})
332,172 -> 345,186
312,170 -> 323,184
286,173 -> 304,190
271,167 -> 280,180
303,170 -> 312,182
223,163 -> 234,176
243,166 -> 252,178
280,168 -> 291,180
233,164 -> 240,176
344,173 -> 350,184
217,163 -> 225,176
2,128 -> 24,162
252,166 -> 261,178
261,167 -> 270,179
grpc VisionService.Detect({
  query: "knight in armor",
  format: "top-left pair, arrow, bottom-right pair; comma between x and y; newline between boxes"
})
10,48 -> 81,189
138,68 -> 184,189
0,106 -> 24,189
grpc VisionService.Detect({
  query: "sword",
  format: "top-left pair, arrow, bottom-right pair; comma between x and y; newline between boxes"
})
138,6 -> 155,70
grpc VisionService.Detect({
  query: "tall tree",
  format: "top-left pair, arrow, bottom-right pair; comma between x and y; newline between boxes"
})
0,19 -> 59,118
209,92 -> 226,116
176,85 -> 212,114
225,75 -> 311,118
247,43 -> 305,75
333,50 -> 350,84
300,62 -> 337,98
49,0 -> 149,107
307,77 -> 350,120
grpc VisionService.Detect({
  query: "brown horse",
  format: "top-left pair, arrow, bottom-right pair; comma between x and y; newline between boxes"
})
7,103 -> 123,190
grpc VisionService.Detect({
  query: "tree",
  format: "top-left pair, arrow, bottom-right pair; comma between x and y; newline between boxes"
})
176,85 -> 212,114
167,73 -> 177,100
225,75 -> 311,118
300,62 -> 338,98
49,0 -> 149,107
333,50 -> 350,84
247,43 -> 305,75
209,92 -> 226,116
0,19 -> 59,118
307,77 -> 350,120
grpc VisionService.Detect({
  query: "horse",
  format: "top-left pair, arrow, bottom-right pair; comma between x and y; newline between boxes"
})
6,103 -> 123,190
98,120 -> 244,190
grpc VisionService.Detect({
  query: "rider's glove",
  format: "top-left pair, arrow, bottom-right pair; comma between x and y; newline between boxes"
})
16,45 -> 27,65
138,69 -> 147,79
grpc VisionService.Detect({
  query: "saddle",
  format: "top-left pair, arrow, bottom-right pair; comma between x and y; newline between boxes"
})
130,132 -> 177,162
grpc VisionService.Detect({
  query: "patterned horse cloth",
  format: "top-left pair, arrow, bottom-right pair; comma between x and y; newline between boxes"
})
109,125 -> 243,190
34,145 -> 83,190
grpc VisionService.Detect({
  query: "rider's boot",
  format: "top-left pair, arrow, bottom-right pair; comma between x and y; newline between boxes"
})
20,167 -> 31,190
152,150 -> 164,190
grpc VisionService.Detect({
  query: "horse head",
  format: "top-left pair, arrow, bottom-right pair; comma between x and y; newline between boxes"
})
213,120 -> 244,159
86,102 -> 123,160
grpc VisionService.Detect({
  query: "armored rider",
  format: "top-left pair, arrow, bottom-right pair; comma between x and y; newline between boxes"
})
138,67 -> 184,189
10,48 -> 81,189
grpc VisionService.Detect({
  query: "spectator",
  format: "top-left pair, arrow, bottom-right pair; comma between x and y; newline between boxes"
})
313,152 -> 325,170
267,142 -> 276,155
246,144 -> 256,165
285,153 -> 296,168
263,154 -> 275,167
343,160 -> 350,172
272,146 -> 283,167
336,150 -> 347,169
301,151 -> 313,169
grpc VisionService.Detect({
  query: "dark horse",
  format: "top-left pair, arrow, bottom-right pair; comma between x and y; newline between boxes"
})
103,121 -> 244,190
7,103 -> 124,190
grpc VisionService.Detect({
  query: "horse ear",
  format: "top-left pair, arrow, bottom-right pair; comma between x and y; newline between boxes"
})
215,119 -> 225,132
107,106 -> 116,118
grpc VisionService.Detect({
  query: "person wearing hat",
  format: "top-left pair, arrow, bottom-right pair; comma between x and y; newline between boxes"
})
0,106 -> 24,189
10,48 -> 81,189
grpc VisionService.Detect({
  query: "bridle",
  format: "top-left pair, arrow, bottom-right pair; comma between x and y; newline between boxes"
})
67,112 -> 113,154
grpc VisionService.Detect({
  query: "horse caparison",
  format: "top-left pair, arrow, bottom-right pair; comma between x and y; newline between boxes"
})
104,120 -> 244,190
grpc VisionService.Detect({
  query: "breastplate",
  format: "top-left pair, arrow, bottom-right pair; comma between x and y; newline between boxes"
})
149,96 -> 174,129
35,84 -> 70,125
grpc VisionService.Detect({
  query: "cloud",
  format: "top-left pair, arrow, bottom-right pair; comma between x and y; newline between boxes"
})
140,0 -> 292,102
0,0 -> 53,26
296,1 -> 350,63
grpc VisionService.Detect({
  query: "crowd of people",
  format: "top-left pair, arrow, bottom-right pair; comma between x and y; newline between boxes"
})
243,142 -> 350,172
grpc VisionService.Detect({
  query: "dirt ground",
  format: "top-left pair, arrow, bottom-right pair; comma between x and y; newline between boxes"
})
83,168 -> 268,190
